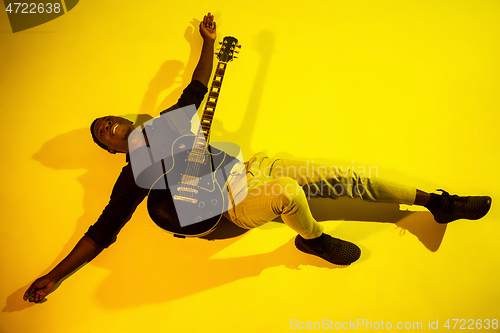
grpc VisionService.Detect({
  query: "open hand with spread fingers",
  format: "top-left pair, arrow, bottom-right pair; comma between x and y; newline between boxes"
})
200,12 -> 216,42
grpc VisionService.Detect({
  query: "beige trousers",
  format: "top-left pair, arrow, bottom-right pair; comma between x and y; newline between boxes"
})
224,152 -> 417,239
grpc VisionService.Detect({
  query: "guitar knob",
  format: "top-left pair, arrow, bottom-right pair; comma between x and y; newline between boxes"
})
199,201 -> 205,208
211,199 -> 218,205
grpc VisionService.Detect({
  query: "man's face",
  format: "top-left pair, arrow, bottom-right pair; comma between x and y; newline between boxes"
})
93,116 -> 135,153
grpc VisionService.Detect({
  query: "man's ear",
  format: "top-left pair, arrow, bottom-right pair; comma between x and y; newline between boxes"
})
107,149 -> 117,154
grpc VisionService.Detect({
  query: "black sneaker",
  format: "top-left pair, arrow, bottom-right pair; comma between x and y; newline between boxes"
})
428,189 -> 492,224
295,234 -> 361,266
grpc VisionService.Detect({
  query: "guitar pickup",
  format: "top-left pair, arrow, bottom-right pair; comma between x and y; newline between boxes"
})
177,187 -> 198,194
173,195 -> 197,204
181,175 -> 199,186
188,153 -> 205,163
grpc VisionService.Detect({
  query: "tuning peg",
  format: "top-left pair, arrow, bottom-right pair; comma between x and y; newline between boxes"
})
235,50 -> 240,54
236,45 -> 242,48
234,56 -> 238,59
219,41 -> 223,44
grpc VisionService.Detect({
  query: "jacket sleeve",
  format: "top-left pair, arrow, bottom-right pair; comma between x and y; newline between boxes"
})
160,80 -> 208,117
85,164 -> 149,248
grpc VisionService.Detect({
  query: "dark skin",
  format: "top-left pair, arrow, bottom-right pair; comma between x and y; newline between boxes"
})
415,190 -> 431,206
24,12 -> 217,303
24,12 -> 432,303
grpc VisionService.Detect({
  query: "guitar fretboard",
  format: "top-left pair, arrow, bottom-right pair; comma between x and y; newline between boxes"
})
191,61 -> 227,154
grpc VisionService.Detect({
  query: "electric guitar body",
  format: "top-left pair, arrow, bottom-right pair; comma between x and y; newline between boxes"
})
147,36 -> 241,237
148,134 -> 232,237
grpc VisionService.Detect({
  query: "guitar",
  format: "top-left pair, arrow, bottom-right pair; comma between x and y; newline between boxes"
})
147,36 -> 241,238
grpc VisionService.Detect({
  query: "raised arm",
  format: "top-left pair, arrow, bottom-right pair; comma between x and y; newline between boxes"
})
24,235 -> 103,303
192,12 -> 217,87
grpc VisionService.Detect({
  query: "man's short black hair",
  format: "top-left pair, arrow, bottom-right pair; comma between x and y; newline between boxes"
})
90,117 -> 108,151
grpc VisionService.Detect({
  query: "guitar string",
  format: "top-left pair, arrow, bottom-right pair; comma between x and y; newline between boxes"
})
172,41 -> 236,227
180,62 -> 227,212
185,62 -> 225,197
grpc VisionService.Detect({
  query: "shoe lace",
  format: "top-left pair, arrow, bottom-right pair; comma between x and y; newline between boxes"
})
436,189 -> 467,214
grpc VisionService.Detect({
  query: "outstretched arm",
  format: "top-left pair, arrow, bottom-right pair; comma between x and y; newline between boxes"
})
24,235 -> 103,303
192,12 -> 216,87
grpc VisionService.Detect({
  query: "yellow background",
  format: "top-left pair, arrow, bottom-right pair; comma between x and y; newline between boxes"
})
1,1 -> 499,332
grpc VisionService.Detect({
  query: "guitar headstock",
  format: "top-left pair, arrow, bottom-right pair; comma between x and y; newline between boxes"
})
216,36 -> 241,63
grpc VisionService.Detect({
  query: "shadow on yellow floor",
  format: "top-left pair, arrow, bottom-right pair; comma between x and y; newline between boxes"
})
306,198 -> 447,252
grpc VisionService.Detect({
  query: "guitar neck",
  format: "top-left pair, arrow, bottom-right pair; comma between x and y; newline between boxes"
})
193,61 -> 228,152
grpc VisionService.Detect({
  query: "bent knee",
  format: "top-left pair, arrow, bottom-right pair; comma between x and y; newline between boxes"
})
269,177 -> 303,198
266,178 -> 305,213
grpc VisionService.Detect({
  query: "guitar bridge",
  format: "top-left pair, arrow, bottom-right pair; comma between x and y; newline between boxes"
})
173,195 -> 197,204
